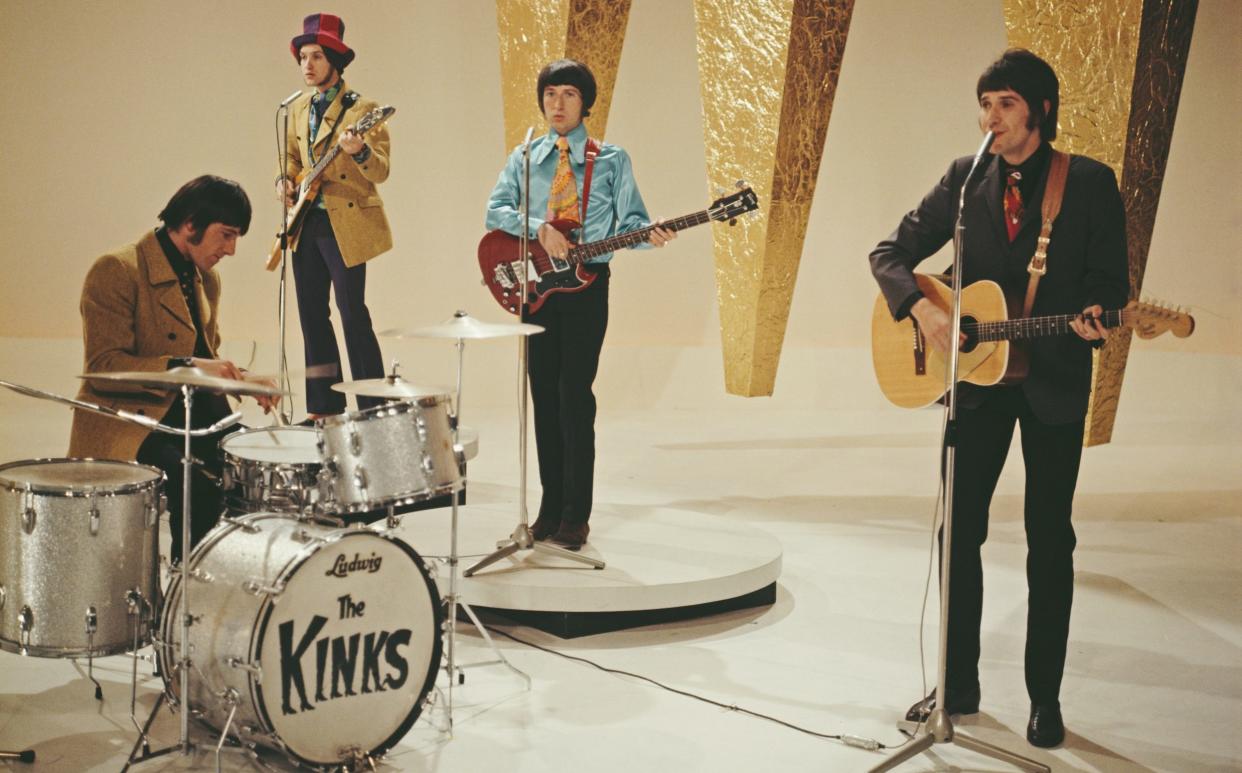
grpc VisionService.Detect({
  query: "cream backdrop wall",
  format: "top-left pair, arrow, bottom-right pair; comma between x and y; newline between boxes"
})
0,1 -> 1236,416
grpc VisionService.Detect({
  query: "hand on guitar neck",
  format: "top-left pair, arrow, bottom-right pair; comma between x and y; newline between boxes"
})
536,219 -> 677,261
911,296 -> 1109,353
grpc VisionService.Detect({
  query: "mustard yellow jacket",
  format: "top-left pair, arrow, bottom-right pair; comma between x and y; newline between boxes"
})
67,230 -> 222,461
283,81 -> 393,267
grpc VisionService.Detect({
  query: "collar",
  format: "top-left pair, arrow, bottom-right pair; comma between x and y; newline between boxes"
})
312,82 -> 342,113
532,121 -> 588,165
1000,141 -> 1051,180
155,226 -> 196,282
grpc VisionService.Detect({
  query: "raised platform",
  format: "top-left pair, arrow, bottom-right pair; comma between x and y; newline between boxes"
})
392,503 -> 783,637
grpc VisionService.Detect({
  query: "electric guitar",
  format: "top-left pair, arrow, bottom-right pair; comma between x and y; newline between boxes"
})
266,105 -> 396,271
478,185 -> 760,315
871,273 -> 1195,409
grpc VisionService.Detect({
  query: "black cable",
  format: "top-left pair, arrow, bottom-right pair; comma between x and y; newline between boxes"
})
485,625 -> 910,754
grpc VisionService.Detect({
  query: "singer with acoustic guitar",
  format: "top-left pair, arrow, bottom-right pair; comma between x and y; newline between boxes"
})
483,59 -> 677,550
275,13 -> 391,420
868,49 -> 1129,748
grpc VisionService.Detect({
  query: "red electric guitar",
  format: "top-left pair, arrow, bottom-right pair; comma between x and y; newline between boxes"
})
477,185 -> 759,315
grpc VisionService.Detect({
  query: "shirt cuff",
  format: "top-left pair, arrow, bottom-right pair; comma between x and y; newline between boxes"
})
895,291 -> 924,321
351,144 -> 372,164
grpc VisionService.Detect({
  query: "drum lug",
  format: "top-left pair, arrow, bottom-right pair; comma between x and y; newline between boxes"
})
421,455 -> 435,475
227,656 -> 263,680
85,605 -> 98,634
149,493 -> 166,527
233,519 -> 261,534
415,414 -> 429,442
353,467 -> 369,494
189,567 -> 215,583
18,605 -> 33,652
243,579 -> 283,597
348,424 -> 362,456
0,584 -> 5,610
89,505 -> 101,536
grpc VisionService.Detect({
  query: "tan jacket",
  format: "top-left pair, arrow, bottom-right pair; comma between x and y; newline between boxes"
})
284,80 -> 393,267
67,230 -> 222,461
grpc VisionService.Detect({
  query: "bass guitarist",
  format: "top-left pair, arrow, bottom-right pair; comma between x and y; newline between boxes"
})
277,13 -> 390,420
868,49 -> 1128,747
484,58 -> 675,549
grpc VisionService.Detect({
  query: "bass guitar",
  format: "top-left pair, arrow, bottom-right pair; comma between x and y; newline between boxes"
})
266,105 -> 396,271
478,185 -> 759,315
871,273 -> 1195,408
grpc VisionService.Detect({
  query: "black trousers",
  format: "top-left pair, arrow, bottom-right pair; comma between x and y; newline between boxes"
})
293,209 -> 384,414
943,386 -> 1083,703
527,267 -> 609,525
136,420 -> 236,565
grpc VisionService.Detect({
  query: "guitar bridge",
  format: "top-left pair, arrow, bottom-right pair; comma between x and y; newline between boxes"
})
912,321 -> 927,375
493,262 -> 518,289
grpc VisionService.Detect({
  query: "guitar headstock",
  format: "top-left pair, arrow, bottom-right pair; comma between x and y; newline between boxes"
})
708,182 -> 760,224
1124,298 -> 1195,339
352,105 -> 396,135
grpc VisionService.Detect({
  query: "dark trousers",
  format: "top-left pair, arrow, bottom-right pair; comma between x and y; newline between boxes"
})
136,422 -> 235,565
943,386 -> 1083,704
293,209 -> 384,414
527,267 -> 609,525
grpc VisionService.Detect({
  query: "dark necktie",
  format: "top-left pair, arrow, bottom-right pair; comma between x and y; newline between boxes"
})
1004,170 -> 1023,242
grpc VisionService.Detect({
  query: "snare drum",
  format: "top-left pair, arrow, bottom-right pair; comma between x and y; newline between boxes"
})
220,426 -> 322,514
318,397 -> 462,513
0,458 -> 162,657
159,513 -> 442,768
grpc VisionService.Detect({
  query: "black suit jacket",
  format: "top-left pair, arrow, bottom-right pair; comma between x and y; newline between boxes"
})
869,147 -> 1129,424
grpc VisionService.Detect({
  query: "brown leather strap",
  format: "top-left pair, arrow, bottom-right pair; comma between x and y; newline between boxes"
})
1022,150 -> 1070,317
580,138 -> 600,226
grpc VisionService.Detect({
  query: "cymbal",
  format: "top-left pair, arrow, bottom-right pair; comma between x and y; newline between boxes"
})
81,367 -> 286,397
379,310 -> 544,340
330,375 -> 450,400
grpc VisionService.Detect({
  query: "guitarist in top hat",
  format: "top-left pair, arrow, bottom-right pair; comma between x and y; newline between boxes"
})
868,49 -> 1129,747
277,13 -> 390,419
484,58 -> 676,549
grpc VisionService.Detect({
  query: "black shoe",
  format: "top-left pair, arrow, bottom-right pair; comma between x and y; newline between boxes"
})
904,685 -> 981,722
1026,701 -> 1064,748
530,514 -> 560,541
550,521 -> 589,550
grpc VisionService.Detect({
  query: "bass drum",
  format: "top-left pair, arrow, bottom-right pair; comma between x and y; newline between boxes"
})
159,513 -> 442,768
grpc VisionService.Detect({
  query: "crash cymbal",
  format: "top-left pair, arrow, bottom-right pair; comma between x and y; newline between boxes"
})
378,310 -> 544,340
330,375 -> 451,400
81,367 -> 286,397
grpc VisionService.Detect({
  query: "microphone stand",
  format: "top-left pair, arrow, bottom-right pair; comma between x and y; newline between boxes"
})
465,127 -> 604,576
274,92 -> 298,425
870,132 -> 1047,773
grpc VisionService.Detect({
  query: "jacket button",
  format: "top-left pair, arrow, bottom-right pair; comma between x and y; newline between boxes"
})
347,202 -> 354,208
168,332 -> 176,340
340,174 -> 347,180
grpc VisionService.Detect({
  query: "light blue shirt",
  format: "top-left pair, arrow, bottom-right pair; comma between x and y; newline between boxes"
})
485,122 -> 653,263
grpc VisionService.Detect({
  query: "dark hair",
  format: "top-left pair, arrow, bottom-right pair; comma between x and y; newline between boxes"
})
323,47 -> 349,74
536,59 -> 597,118
158,175 -> 252,235
976,48 -> 1059,141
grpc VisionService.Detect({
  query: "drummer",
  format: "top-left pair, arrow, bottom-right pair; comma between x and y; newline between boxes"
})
68,175 -> 276,563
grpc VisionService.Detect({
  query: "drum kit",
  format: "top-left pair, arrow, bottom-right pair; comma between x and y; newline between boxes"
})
0,309 -> 554,771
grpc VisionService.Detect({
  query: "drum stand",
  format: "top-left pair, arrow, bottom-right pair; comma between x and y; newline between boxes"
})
868,133 -> 1047,773
465,131 -> 604,577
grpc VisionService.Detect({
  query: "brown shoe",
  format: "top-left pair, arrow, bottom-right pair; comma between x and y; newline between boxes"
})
530,514 -> 560,541
550,521 -> 590,550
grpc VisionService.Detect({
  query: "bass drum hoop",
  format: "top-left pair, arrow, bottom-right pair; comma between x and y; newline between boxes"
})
248,525 -> 445,768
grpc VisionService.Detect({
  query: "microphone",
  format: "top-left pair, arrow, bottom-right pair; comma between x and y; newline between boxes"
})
521,125 -> 535,156
964,130 -> 995,186
278,90 -> 303,108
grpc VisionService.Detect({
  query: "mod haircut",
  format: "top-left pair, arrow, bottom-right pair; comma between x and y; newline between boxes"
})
300,42 -> 349,74
536,59 -> 597,118
158,175 -> 252,236
976,48 -> 1060,141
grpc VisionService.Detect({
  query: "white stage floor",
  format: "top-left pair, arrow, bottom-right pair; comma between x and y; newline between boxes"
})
0,342 -> 1239,772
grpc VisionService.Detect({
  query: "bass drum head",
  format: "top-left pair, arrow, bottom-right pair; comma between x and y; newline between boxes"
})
252,530 -> 443,766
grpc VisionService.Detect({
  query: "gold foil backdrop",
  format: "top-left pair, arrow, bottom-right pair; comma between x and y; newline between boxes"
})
1004,0 -> 1197,445
495,0 -> 632,152
693,0 -> 853,396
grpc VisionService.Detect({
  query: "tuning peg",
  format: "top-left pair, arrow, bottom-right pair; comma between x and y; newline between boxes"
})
735,180 -> 746,189
728,218 -> 738,226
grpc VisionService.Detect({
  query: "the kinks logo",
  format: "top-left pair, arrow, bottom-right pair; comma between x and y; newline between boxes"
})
278,616 -> 412,716
324,552 -> 383,578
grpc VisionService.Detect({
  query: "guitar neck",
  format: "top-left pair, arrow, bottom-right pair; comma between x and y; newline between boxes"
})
565,209 -> 712,264
970,308 -> 1127,341
306,144 -> 343,187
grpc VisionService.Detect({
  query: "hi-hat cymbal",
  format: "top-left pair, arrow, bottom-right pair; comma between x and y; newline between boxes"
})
81,367 -> 286,397
379,310 -> 544,340
331,375 -> 450,400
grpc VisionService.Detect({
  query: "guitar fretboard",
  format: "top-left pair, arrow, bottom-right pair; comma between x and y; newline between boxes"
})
564,209 -> 715,264
967,309 -> 1127,341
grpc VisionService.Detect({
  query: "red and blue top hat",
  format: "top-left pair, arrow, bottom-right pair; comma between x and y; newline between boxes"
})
290,13 -> 356,67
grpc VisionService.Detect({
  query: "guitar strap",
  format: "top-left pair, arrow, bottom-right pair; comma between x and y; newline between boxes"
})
579,138 -> 600,230
1021,149 -> 1070,318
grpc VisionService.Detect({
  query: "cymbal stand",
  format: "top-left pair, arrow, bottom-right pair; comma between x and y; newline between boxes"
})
275,96 -> 295,424
869,132 -> 1047,773
465,130 -> 604,577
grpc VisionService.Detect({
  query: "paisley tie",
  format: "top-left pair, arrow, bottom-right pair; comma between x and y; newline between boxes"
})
545,136 -> 580,224
1004,169 -> 1023,242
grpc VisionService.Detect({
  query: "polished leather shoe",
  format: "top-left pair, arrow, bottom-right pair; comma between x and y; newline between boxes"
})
904,685 -> 981,722
1026,701 -> 1064,748
550,521 -> 590,550
530,515 -> 560,541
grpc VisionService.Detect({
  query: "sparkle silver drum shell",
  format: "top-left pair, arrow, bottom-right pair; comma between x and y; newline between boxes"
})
159,513 -> 443,768
220,426 -> 322,514
0,458 -> 162,658
318,397 -> 462,513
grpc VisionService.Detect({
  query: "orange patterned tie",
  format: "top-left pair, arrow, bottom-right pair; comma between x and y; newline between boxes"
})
1004,170 -> 1023,242
545,136 -> 580,224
